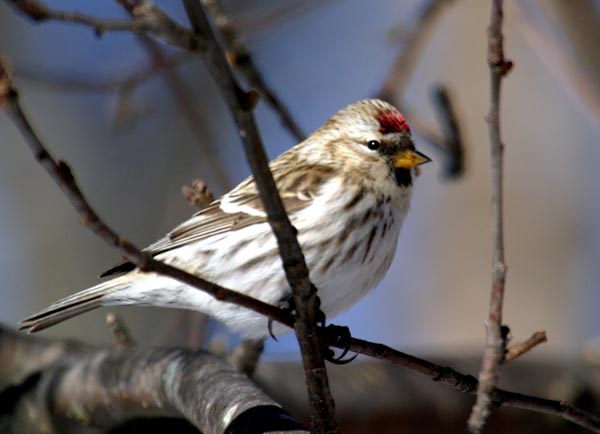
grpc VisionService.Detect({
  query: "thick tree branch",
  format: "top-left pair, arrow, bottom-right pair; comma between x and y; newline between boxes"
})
182,2 -> 339,432
466,1 -> 514,432
0,325 -> 307,434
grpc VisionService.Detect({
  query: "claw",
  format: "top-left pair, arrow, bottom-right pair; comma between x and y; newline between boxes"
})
267,317 -> 278,342
330,351 -> 358,365
320,324 -> 357,365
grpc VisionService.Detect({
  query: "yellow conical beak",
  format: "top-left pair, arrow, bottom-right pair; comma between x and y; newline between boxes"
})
393,149 -> 432,169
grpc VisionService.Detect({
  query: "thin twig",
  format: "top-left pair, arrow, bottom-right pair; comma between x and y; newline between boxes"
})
347,338 -> 600,433
202,0 -> 305,142
5,0 -> 198,50
182,2 -> 339,433
138,36 -> 231,191
466,1 -> 513,432
503,331 -> 547,364
105,312 -> 134,351
117,0 -> 231,190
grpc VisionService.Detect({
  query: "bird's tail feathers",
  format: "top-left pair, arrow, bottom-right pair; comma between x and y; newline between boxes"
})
19,279 -> 129,333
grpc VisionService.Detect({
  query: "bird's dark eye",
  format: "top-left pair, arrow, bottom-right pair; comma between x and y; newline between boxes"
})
367,140 -> 380,150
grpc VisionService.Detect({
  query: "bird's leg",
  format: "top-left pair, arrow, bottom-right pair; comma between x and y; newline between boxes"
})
312,294 -> 356,364
314,293 -> 326,327
268,294 -> 296,341
268,294 -> 356,363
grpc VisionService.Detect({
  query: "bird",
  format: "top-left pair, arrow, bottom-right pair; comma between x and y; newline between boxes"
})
19,99 -> 431,339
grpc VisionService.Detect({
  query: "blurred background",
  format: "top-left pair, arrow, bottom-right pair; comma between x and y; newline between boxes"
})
0,0 -> 599,381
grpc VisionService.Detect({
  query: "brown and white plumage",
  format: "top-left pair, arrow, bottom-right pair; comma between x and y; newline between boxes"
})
20,99 -> 430,338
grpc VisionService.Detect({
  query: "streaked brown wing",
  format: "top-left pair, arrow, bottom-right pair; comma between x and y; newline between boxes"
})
100,163 -> 333,278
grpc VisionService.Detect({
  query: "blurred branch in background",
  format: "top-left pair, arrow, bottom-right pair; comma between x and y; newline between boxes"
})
5,0 -> 198,50
118,0 -> 232,193
8,0 -> 306,144
510,0 -> 600,132
378,0 -> 454,102
376,0 -> 466,179
202,0 -> 305,141
15,52 -> 190,93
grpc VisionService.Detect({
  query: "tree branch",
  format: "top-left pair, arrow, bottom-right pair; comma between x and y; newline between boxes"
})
182,2 -> 339,432
0,325 -> 308,434
347,337 -> 600,432
466,1 -> 513,432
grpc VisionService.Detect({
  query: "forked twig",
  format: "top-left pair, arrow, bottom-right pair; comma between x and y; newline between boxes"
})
466,1 -> 514,432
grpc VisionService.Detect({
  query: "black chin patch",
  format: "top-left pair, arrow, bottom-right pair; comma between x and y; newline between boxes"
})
393,168 -> 412,187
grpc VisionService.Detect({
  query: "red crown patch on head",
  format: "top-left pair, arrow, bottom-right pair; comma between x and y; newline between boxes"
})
376,110 -> 410,135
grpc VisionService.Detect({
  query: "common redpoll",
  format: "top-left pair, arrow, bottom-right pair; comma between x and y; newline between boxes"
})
20,99 -> 430,338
